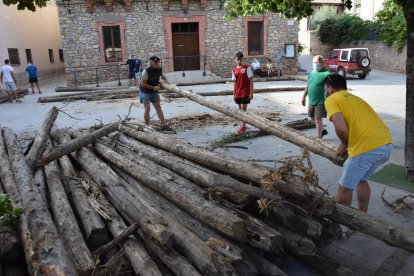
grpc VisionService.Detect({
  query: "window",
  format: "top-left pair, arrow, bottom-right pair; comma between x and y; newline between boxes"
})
97,21 -> 126,64
49,49 -> 54,63
59,49 -> 64,62
340,51 -> 348,61
25,49 -> 33,63
247,21 -> 264,56
8,48 -> 20,65
102,26 -> 123,62
172,23 -> 199,33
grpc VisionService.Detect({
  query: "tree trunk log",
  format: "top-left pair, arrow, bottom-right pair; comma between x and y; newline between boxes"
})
113,168 -> 236,276
33,168 -> 47,203
52,129 -> 111,250
52,129 -> 173,248
119,125 -> 311,200
25,106 -> 58,171
2,128 -> 75,275
113,167 -> 259,276
43,142 -> 94,275
38,88 -> 138,102
0,88 -> 28,104
328,204 -> 414,254
0,129 -> 36,273
38,123 -> 120,168
77,171 -> 162,276
91,140 -> 249,243
114,134 -> 250,205
55,86 -> 134,92
161,83 -> 342,164
138,230 -> 202,276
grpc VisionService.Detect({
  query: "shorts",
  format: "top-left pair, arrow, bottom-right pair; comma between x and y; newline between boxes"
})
29,77 -> 38,83
5,81 -> 17,91
128,71 -> 136,79
140,92 -> 160,104
308,104 -> 327,118
234,97 -> 250,105
340,144 -> 392,190
276,62 -> 284,70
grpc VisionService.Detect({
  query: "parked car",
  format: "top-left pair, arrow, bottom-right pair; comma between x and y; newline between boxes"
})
324,48 -> 371,79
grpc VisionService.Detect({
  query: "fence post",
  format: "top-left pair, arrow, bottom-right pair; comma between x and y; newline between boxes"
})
203,55 -> 206,76
182,56 -> 185,77
95,67 -> 100,87
117,63 -> 121,86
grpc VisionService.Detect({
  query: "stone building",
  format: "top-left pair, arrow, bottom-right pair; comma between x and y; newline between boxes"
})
57,0 -> 299,86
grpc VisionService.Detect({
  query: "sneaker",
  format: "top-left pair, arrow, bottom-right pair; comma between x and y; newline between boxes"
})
237,126 -> 246,134
321,129 -> 328,138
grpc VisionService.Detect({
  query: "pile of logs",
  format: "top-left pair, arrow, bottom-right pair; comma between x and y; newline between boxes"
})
0,88 -> 28,104
1,106 -> 414,275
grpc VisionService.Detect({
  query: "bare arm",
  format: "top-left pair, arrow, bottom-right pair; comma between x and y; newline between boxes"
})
0,72 -> 3,83
140,79 -> 159,91
302,85 -> 308,106
331,112 -> 349,156
11,72 -> 16,82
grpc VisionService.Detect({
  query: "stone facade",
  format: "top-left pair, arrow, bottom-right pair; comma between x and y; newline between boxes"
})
57,0 -> 299,86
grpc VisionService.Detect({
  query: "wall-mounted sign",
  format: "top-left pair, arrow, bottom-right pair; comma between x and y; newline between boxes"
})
285,44 -> 295,58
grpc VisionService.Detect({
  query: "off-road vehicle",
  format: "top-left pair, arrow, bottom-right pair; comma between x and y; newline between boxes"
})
324,48 -> 371,79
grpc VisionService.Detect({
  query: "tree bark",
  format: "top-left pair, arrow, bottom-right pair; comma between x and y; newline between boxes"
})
0,129 -> 36,273
91,140 -> 249,242
119,125 -> 311,200
78,171 -> 162,276
43,142 -> 94,275
2,127 -> 76,275
405,11 -> 414,181
160,82 -> 342,164
329,204 -> 414,254
0,88 -> 28,104
38,88 -> 138,102
33,168 -> 47,203
25,106 -> 58,171
51,129 -> 173,248
113,167 -> 259,276
55,86 -> 135,92
113,168 -> 237,276
138,230 -> 202,276
114,134 -> 250,205
38,123 -> 120,168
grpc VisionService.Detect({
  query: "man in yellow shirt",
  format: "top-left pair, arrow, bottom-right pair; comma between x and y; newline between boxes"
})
324,74 -> 392,212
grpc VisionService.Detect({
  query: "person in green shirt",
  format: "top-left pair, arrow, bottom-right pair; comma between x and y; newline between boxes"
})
302,55 -> 331,138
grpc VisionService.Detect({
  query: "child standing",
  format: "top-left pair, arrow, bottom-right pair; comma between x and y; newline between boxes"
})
232,52 -> 254,134
266,59 -> 273,76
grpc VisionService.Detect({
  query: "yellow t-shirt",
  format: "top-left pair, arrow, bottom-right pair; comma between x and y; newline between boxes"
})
325,90 -> 392,157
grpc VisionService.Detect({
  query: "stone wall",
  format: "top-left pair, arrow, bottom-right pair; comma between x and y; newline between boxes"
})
307,31 -> 406,73
57,0 -> 299,85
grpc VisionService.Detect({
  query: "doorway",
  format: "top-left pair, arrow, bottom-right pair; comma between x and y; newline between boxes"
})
172,23 -> 200,71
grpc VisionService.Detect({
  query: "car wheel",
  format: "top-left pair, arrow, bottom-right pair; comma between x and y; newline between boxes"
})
358,57 -> 371,68
358,74 -> 367,79
337,67 -> 346,78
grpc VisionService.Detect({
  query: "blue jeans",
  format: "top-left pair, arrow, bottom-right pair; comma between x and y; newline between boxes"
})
340,144 -> 392,190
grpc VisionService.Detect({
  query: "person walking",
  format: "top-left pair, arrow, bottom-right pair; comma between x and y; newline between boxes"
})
0,59 -> 20,103
139,55 -> 171,130
302,55 -> 330,139
126,54 -> 137,86
324,74 -> 392,213
232,51 -> 253,134
275,48 -> 286,77
26,62 -> 42,94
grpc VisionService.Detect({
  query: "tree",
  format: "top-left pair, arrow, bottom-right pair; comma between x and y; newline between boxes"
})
224,0 -> 414,181
3,0 -> 47,11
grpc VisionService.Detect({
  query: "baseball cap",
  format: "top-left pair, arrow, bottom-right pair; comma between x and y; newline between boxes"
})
149,56 -> 160,62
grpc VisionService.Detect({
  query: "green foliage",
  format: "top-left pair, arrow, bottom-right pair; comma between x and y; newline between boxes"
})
297,42 -> 304,54
309,6 -> 337,30
378,13 -> 407,51
375,0 -> 401,21
0,194 -> 22,226
223,0 -> 313,20
318,14 -> 366,46
2,0 -> 47,11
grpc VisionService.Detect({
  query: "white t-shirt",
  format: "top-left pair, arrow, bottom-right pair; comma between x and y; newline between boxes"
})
251,61 -> 261,70
1,65 -> 14,82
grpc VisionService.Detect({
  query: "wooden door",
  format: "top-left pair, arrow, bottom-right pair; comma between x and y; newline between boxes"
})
172,23 -> 200,71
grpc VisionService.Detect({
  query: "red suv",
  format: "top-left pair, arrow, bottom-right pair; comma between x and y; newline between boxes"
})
324,48 -> 371,79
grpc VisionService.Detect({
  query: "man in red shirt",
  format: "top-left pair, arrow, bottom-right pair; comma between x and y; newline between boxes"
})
232,52 -> 254,134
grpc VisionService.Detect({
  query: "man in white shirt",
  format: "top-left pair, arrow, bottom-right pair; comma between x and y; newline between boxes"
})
1,59 -> 19,103
250,58 -> 262,77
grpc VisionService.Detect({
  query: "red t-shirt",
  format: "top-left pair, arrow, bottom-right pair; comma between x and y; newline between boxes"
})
232,65 -> 252,98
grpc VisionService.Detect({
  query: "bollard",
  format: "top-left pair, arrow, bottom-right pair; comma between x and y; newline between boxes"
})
74,71 -> 78,87
117,63 -> 121,86
95,67 -> 100,87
